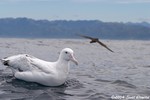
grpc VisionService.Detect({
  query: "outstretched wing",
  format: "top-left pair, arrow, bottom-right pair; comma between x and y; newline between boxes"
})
77,34 -> 94,40
97,40 -> 114,52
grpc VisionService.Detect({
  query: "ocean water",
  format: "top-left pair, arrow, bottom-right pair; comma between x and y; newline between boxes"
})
0,38 -> 150,100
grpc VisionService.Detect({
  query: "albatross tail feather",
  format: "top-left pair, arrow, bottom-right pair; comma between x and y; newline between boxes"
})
1,59 -> 9,66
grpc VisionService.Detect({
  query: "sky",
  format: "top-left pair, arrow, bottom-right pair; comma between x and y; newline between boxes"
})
0,0 -> 150,22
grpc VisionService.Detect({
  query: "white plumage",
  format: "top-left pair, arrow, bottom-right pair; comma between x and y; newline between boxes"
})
1,48 -> 78,86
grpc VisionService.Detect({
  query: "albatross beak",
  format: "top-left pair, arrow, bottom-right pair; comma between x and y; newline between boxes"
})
70,54 -> 78,65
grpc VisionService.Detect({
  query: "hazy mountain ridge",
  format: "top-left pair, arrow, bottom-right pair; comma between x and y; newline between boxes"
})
0,17 -> 150,39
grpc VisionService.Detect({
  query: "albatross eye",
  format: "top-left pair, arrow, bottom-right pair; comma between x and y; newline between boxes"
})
65,51 -> 68,54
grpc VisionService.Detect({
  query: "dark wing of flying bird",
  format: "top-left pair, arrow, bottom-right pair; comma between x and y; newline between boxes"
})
97,40 -> 114,52
77,34 -> 94,40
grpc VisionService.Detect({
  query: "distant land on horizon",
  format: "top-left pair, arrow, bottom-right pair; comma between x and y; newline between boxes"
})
0,17 -> 150,40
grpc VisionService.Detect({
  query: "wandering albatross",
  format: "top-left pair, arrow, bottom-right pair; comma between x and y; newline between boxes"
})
1,48 -> 78,86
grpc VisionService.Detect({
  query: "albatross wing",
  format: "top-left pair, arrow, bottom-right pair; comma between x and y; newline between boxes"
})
1,54 -> 55,73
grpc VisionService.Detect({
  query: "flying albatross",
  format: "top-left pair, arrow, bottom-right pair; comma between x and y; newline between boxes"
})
77,34 -> 114,52
1,48 -> 78,86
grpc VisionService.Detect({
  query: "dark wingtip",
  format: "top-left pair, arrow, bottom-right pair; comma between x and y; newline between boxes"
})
110,49 -> 114,53
107,49 -> 114,53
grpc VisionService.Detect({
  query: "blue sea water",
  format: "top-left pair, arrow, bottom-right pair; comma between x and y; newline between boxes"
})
0,38 -> 150,100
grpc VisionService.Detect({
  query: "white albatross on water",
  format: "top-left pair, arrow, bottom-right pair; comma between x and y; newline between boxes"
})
1,48 -> 78,86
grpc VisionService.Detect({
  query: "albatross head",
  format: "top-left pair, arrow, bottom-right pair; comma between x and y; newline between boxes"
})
60,48 -> 78,65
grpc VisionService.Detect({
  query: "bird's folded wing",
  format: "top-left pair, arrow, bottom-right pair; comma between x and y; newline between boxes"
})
2,54 -> 54,74
28,57 -> 55,74
2,54 -> 34,71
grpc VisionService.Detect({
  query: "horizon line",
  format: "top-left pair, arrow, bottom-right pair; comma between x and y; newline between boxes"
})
0,17 -> 150,23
